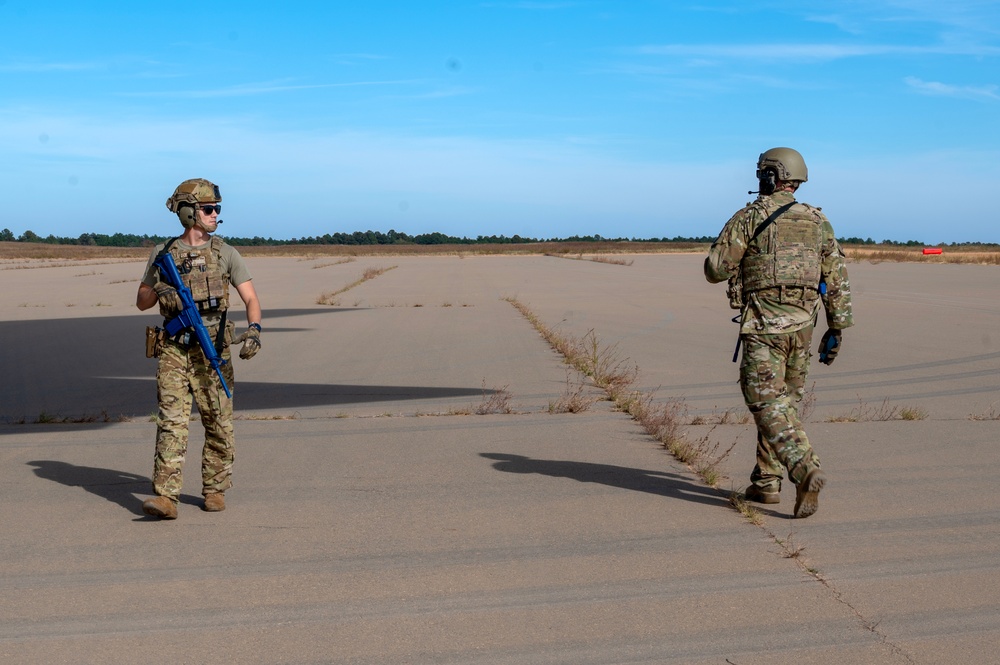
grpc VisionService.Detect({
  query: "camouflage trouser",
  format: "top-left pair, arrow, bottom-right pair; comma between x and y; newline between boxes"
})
152,339 -> 236,501
740,325 -> 820,490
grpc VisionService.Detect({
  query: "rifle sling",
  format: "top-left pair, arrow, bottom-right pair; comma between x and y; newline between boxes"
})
749,202 -> 795,245
215,311 -> 227,354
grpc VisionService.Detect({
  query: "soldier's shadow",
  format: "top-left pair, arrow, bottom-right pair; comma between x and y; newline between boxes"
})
480,453 -> 729,507
27,460 -> 202,518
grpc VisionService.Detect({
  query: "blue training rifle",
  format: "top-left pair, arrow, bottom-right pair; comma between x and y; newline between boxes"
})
153,246 -> 232,398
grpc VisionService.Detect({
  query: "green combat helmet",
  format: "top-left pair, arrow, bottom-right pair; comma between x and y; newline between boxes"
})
165,178 -> 222,229
756,147 -> 808,183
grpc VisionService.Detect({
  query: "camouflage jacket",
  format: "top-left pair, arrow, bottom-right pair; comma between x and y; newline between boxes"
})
704,191 -> 853,335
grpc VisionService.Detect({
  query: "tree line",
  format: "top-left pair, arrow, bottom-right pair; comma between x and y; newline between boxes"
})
1,227 -> 991,248
0,228 -> 717,247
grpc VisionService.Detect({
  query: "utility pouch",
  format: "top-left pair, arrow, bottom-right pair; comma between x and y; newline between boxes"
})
145,326 -> 166,358
223,320 -> 237,347
726,275 -> 744,310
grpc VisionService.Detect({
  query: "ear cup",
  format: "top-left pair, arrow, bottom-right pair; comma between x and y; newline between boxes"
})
177,204 -> 197,228
759,168 -> 777,195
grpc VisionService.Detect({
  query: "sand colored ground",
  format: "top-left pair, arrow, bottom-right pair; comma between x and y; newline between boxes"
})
1,253 -> 998,663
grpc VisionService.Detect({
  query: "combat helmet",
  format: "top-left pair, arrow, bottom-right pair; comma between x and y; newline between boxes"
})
756,147 -> 808,183
165,178 -> 222,228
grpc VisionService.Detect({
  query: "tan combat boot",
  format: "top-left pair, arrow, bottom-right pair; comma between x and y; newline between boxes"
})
142,496 -> 178,520
203,493 -> 225,512
793,468 -> 826,518
745,484 -> 780,504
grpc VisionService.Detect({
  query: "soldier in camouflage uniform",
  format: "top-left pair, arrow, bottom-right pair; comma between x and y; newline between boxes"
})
705,148 -> 853,518
135,178 -> 263,520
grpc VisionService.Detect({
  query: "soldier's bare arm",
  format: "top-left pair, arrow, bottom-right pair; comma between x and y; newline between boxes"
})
234,280 -> 261,326
136,282 -> 157,311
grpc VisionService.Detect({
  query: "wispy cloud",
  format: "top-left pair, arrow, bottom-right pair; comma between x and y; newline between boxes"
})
480,2 -> 577,9
118,79 -> 421,99
0,61 -> 102,72
329,53 -> 391,66
633,42 -> 1000,61
877,0 -> 1000,35
904,76 -> 1000,101
406,86 -> 479,100
804,13 -> 866,35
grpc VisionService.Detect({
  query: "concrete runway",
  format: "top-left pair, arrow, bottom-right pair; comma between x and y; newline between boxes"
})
2,252 -> 998,663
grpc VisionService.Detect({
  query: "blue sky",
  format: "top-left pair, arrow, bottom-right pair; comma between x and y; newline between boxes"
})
2,1 -> 998,243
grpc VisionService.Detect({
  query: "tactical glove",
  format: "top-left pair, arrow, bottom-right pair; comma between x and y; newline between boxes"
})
235,323 -> 261,360
818,328 -> 842,366
153,282 -> 183,314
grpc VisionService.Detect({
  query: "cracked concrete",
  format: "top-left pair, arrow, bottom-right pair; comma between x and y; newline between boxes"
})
1,253 -> 997,663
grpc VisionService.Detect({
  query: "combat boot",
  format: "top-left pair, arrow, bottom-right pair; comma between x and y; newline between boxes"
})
203,493 -> 225,512
142,496 -> 178,520
793,468 -> 826,519
744,484 -> 780,504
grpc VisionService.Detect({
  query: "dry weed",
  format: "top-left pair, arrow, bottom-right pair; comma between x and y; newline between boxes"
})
476,382 -> 515,415
696,406 -> 752,425
317,265 -> 397,304
566,330 -> 640,402
799,382 -> 817,421
729,491 -> 764,526
692,433 -> 740,487
312,257 -> 356,269
827,397 -> 928,422
33,410 -> 128,424
505,297 -> 737,487
899,406 -> 929,421
968,403 -> 1000,420
775,532 -> 807,559
235,413 -> 300,420
545,252 -> 635,266
548,372 -> 599,414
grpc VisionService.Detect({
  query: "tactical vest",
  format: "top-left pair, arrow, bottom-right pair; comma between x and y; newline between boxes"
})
740,201 -> 823,297
158,236 -> 230,318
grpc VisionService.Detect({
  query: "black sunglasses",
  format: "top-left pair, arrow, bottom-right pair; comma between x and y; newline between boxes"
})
199,204 -> 222,215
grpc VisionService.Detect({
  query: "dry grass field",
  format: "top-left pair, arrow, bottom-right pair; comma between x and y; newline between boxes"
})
4,239 -> 999,264
844,245 -> 1000,265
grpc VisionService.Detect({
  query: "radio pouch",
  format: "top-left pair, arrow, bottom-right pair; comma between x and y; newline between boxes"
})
145,326 -> 166,358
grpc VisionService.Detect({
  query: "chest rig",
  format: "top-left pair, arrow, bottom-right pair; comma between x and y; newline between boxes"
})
740,199 -> 823,298
158,236 -> 230,318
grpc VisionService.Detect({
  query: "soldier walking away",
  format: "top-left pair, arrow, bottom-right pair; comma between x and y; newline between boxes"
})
135,178 -> 263,519
704,148 -> 853,518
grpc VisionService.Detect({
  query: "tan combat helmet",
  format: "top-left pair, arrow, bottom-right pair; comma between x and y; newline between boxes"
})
756,147 -> 808,183
165,178 -> 222,228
